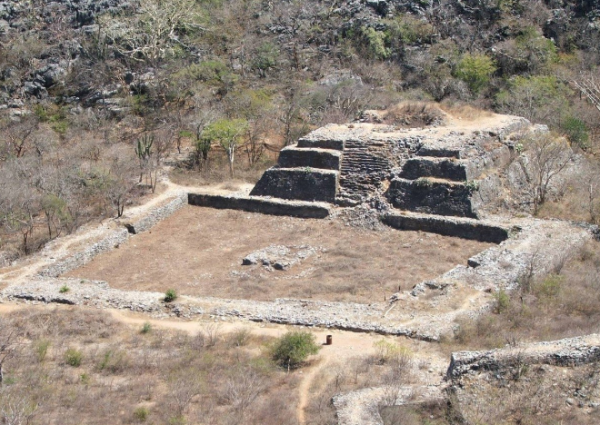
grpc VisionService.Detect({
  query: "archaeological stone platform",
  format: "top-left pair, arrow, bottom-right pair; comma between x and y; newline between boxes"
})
190,111 -> 537,242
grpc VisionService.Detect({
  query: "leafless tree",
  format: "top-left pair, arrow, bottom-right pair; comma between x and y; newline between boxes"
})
0,388 -> 36,425
0,116 -> 40,161
517,134 -> 574,214
167,369 -> 203,419
0,318 -> 23,385
223,366 -> 265,416
200,322 -> 221,348
573,71 -> 600,115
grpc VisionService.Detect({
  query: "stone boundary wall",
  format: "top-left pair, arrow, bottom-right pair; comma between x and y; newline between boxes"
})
332,385 -> 443,425
381,212 -> 509,243
37,229 -> 130,278
446,334 -> 600,379
126,193 -> 187,233
37,194 -> 186,278
188,193 -> 331,218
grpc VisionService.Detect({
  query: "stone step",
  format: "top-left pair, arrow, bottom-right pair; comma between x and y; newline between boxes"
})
386,177 -> 477,218
278,146 -> 341,170
400,157 -> 467,181
380,211 -> 509,243
250,167 -> 339,203
415,146 -> 461,159
297,137 -> 344,150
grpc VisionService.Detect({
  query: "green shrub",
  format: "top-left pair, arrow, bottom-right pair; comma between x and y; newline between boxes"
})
389,15 -> 434,45
97,349 -> 129,374
535,274 -> 563,299
164,289 -> 177,302
271,331 -> 321,370
494,289 -> 510,314
454,53 -> 496,95
496,75 -> 571,123
141,322 -> 152,334
361,27 -> 391,60
65,348 -> 83,367
373,339 -> 412,365
133,406 -> 149,422
59,285 -> 70,293
561,117 -> 589,149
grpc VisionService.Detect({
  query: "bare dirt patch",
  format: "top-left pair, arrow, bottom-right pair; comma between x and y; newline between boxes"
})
65,205 -> 493,303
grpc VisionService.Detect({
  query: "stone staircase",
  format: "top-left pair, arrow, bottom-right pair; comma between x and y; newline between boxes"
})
251,136 -> 396,207
337,140 -> 391,206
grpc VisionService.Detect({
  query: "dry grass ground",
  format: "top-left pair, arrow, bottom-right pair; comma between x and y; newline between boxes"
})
0,307 -> 299,425
65,206 -> 493,303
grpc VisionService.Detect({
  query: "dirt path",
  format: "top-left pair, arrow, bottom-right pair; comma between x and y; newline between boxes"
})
108,308 -> 380,424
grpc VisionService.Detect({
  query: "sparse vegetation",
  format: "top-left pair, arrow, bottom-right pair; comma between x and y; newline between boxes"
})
451,240 -> 600,349
0,307 -> 300,425
0,1 -> 600,424
140,322 -> 152,334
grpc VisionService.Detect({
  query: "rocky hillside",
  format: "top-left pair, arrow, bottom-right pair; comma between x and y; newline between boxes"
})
0,0 -> 599,258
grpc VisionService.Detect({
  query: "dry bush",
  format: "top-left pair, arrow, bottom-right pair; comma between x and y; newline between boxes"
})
439,100 -> 495,121
538,159 -> 600,224
367,101 -> 449,127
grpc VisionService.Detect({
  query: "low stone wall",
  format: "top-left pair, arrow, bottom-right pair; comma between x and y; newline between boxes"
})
126,193 -> 187,234
400,158 -> 467,181
297,137 -> 344,150
447,334 -> 600,379
37,228 -> 130,278
187,193 -> 331,218
381,212 -> 509,243
250,167 -> 339,202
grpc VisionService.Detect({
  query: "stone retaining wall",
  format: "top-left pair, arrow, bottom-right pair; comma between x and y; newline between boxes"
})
381,212 -> 509,243
188,193 -> 331,218
447,334 -> 600,379
250,167 -> 339,202
126,193 -> 187,234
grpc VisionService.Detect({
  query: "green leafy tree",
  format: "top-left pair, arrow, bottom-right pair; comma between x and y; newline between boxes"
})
361,27 -> 391,60
454,53 -> 496,95
202,118 -> 248,177
252,42 -> 279,78
496,76 -> 571,123
561,117 -> 589,149
271,331 -> 320,371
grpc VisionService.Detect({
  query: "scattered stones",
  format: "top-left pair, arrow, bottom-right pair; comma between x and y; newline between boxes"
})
242,245 -> 321,271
